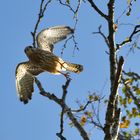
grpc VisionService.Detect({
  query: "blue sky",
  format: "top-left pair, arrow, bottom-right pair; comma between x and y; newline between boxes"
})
0,0 -> 140,140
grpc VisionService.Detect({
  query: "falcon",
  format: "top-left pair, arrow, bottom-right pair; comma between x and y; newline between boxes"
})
15,25 -> 81,104
36,25 -> 74,52
15,47 -> 83,104
15,61 -> 44,104
24,46 -> 83,76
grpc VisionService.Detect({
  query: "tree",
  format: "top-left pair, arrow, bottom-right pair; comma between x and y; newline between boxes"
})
17,0 -> 140,140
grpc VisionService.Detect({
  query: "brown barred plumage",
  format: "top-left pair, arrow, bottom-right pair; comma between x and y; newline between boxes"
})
24,46 -> 83,75
15,61 -> 44,104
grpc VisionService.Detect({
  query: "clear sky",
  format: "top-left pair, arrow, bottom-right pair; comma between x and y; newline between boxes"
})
0,0 -> 140,140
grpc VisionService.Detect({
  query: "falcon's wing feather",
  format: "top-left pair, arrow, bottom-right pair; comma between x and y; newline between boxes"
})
36,25 -> 74,52
15,62 -> 42,104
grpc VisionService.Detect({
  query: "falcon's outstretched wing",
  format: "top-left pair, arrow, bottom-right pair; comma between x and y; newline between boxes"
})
15,61 -> 43,104
36,25 -> 74,52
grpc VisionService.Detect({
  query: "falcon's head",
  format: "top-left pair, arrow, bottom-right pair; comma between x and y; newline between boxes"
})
24,46 -> 35,55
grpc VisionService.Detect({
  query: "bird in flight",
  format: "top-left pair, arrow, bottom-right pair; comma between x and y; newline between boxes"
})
15,25 -> 83,104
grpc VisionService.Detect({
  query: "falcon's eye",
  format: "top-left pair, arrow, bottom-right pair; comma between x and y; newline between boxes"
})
28,46 -> 33,49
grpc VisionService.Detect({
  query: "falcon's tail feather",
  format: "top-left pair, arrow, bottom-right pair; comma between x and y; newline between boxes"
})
63,62 -> 83,73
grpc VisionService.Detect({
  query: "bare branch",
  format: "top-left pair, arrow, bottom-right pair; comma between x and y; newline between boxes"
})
123,71 -> 140,80
31,0 -> 52,48
72,100 -> 92,113
116,25 -> 140,50
104,56 -> 124,140
66,107 -> 89,140
56,107 -> 67,140
61,78 -> 71,101
56,78 -> 71,140
58,0 -> 82,18
87,0 -> 108,20
35,77 -> 89,140
92,25 -> 109,47
116,0 -> 136,23
89,119 -> 104,130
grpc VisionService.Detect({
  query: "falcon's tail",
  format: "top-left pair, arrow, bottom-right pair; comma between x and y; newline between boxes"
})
63,62 -> 83,73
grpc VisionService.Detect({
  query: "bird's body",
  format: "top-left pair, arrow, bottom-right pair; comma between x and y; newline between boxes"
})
25,46 -> 83,75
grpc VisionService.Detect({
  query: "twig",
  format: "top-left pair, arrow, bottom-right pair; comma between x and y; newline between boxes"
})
116,0 -> 136,23
92,25 -> 109,47
116,25 -> 140,50
123,71 -> 140,80
31,0 -> 52,48
71,101 -> 92,113
58,0 -> 82,18
61,34 -> 79,57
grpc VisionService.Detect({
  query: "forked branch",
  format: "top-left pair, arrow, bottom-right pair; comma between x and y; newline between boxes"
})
35,78 -> 89,140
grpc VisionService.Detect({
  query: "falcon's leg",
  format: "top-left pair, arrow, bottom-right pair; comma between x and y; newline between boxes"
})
58,71 -> 70,79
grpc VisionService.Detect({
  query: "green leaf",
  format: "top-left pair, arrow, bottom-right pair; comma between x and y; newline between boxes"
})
136,89 -> 140,95
135,128 -> 139,135
124,132 -> 131,138
128,113 -> 133,119
128,97 -> 132,104
127,0 -> 131,4
66,0 -> 70,5
126,109 -> 130,115
126,11 -> 130,16
122,86 -> 127,93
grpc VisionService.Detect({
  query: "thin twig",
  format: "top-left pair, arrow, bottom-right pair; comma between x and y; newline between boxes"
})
71,101 -> 92,113
58,0 -> 82,18
31,0 -> 52,48
116,0 -> 136,23
116,25 -> 140,50
93,25 -> 109,47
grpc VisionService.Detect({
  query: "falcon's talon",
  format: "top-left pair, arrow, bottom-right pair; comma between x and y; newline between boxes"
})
64,72 -> 70,80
